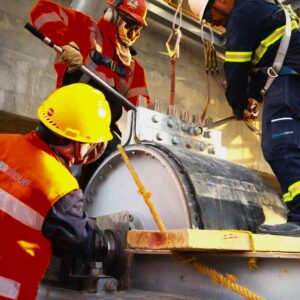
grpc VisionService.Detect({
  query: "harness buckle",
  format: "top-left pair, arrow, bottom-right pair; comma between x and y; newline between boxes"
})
267,67 -> 278,78
110,61 -> 116,72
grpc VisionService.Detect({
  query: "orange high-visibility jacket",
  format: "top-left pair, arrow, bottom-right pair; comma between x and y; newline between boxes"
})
0,132 -> 78,300
30,0 -> 150,108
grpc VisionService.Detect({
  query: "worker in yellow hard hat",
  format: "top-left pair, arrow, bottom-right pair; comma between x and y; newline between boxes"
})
0,83 -> 113,300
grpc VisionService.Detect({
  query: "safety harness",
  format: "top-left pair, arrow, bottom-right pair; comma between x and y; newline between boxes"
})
90,48 -> 127,78
260,1 -> 294,96
252,1 -> 300,96
225,1 -> 300,96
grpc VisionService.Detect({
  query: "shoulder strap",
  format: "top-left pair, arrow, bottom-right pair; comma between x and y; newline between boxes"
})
261,2 -> 292,96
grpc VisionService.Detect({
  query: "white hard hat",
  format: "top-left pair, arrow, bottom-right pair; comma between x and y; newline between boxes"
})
188,0 -> 210,21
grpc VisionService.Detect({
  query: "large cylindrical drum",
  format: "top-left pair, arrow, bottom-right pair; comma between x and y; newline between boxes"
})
84,143 -> 287,231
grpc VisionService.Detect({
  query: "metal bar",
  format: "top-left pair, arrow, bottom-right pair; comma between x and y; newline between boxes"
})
206,115 -> 236,129
24,22 -> 136,111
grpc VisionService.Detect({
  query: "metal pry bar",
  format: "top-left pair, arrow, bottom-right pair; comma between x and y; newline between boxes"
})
24,22 -> 136,111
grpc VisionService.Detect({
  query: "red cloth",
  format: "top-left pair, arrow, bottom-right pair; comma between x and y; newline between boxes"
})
30,0 -> 150,108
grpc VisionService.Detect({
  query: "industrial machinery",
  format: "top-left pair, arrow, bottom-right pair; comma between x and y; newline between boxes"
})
38,105 -> 293,300
30,1 -> 300,298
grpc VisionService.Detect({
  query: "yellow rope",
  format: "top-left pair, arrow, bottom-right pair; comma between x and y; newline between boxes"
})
225,230 -> 255,252
172,252 -> 264,300
117,145 -> 166,232
225,230 -> 259,271
248,257 -> 258,271
117,144 -> 263,299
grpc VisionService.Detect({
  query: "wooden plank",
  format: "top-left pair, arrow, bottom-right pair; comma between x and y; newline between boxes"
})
127,229 -> 300,253
125,249 -> 300,259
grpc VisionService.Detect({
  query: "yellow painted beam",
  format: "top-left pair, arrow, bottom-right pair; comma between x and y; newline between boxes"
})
127,229 -> 300,253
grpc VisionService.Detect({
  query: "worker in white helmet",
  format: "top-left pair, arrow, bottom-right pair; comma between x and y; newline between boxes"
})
0,83 -> 114,300
190,0 -> 300,236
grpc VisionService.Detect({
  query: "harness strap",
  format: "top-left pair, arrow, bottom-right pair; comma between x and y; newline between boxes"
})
261,3 -> 292,96
253,65 -> 300,76
90,49 -> 127,78
166,28 -> 182,106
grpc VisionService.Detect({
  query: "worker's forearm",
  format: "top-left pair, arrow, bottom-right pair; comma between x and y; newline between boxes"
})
42,189 -> 96,258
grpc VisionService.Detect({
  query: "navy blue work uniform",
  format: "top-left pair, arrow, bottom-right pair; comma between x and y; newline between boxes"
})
224,0 -> 300,221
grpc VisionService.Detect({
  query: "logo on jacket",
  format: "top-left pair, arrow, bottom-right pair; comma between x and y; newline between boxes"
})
0,161 -> 30,186
128,0 -> 138,8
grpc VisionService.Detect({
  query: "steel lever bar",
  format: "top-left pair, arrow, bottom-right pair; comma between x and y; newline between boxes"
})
24,22 -> 136,111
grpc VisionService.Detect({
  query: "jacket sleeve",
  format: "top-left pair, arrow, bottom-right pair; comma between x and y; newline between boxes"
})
125,59 -> 151,109
30,0 -> 94,88
30,0 -> 93,47
224,4 -> 265,119
30,0 -> 72,46
42,188 -> 96,258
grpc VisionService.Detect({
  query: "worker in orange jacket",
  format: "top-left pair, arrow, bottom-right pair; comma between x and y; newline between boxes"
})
0,83 -> 113,300
30,0 -> 150,188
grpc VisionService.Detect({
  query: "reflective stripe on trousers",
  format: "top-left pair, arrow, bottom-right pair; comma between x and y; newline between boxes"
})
0,276 -> 20,299
283,181 -> 300,203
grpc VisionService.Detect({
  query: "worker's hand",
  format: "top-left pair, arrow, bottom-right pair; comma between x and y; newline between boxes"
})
243,98 -> 259,121
60,41 -> 83,73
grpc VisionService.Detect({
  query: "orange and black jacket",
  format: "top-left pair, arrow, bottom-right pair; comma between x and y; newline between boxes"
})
0,131 -> 94,300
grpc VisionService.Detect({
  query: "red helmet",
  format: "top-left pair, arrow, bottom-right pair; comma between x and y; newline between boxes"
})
107,0 -> 148,26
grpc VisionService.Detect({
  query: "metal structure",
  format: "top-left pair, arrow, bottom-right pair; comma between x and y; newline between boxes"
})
85,106 -> 286,232
34,1 -> 300,299
37,106 -> 296,300
70,0 -> 106,20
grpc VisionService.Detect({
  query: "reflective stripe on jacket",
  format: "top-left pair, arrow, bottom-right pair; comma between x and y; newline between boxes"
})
0,131 -> 78,300
224,0 -> 300,119
225,20 -> 300,64
30,0 -> 150,111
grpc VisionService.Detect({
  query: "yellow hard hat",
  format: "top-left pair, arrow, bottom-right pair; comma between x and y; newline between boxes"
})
38,83 -> 113,143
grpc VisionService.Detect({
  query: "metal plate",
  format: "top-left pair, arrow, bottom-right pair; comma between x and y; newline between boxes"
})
85,144 -> 194,230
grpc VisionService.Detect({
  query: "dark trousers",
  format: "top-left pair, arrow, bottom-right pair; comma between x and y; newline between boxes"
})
261,75 -> 300,221
269,158 -> 300,222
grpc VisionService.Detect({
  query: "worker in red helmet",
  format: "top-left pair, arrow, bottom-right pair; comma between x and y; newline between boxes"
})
0,83 -> 113,300
107,0 -> 148,26
29,0 -> 150,189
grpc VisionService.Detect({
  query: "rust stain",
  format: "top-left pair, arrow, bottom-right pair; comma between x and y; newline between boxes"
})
148,232 -> 166,247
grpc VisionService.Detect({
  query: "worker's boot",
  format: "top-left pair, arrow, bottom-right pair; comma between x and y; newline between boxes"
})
256,222 -> 300,236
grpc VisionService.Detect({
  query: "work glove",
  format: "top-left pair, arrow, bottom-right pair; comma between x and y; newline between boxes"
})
243,98 -> 259,121
60,41 -> 83,73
